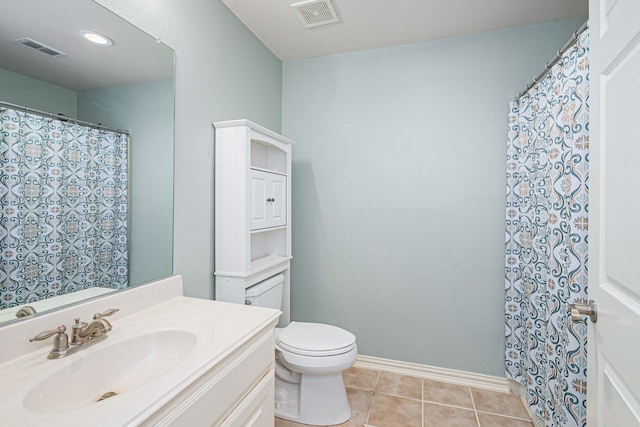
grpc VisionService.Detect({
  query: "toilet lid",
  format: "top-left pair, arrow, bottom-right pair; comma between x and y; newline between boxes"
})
277,322 -> 356,356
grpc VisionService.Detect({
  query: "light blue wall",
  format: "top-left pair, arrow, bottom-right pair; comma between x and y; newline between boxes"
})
97,0 -> 283,299
0,68 -> 77,117
282,19 -> 585,376
77,79 -> 174,286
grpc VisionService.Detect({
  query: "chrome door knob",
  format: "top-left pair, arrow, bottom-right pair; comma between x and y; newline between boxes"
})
569,300 -> 598,323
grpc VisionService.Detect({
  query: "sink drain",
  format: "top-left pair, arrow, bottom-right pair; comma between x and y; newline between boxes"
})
96,391 -> 118,402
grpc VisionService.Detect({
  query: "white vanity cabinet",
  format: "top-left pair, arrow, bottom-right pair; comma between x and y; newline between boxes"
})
141,324 -> 277,427
214,120 -> 293,326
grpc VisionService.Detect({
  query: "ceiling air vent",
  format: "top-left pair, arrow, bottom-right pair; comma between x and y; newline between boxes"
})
292,0 -> 339,28
15,38 -> 66,57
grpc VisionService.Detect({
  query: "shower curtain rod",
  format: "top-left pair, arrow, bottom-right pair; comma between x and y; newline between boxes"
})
517,20 -> 589,99
0,99 -> 130,135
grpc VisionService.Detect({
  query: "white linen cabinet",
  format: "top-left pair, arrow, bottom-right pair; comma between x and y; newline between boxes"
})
214,120 -> 293,326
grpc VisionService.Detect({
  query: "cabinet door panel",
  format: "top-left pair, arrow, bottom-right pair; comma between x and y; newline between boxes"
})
251,170 -> 287,230
251,173 -> 268,230
268,175 -> 286,228
220,371 -> 274,427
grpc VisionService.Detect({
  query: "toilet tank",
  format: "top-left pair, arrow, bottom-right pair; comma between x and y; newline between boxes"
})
245,274 -> 284,310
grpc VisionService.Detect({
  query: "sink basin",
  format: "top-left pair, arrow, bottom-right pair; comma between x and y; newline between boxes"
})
23,328 -> 197,413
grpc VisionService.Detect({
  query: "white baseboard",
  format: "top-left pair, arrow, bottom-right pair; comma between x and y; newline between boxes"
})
354,355 -> 512,394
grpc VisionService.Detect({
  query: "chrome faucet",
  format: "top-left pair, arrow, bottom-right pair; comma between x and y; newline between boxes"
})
29,308 -> 119,359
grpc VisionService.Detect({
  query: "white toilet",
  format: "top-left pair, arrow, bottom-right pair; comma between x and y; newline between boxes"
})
245,274 -> 357,426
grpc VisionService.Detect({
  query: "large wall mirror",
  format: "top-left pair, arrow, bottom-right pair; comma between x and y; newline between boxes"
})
0,0 -> 174,325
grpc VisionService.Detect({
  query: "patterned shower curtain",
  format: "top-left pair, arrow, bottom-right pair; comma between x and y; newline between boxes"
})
0,107 -> 128,309
505,30 -> 589,427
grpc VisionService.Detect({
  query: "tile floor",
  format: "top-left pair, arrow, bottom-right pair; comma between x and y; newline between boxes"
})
275,366 -> 534,427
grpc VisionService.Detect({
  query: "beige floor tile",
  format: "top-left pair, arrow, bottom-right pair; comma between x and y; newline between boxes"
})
346,387 -> 374,424
367,393 -> 422,427
423,402 -> 479,427
375,371 -> 422,400
471,389 -> 530,419
477,413 -> 534,427
343,367 -> 379,390
274,370 -> 535,427
423,380 -> 474,409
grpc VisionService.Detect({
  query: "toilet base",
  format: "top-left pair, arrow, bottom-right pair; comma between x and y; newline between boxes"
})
275,372 -> 351,426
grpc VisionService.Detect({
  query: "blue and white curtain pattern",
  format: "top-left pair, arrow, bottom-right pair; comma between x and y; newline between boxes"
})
0,108 -> 128,309
505,30 -> 589,427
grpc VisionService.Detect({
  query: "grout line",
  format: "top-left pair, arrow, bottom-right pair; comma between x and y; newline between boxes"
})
364,370 -> 380,426
469,387 -> 477,411
422,400 -> 476,411
347,385 -> 378,392
469,387 -> 481,427
421,378 -> 425,427
365,391 -> 374,426
475,410 -> 534,421
374,391 -> 423,402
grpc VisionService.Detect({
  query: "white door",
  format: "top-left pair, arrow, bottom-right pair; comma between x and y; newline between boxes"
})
588,0 -> 640,425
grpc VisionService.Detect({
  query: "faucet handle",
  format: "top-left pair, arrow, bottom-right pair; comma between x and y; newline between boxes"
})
94,308 -> 119,319
29,325 -> 67,342
29,325 -> 70,358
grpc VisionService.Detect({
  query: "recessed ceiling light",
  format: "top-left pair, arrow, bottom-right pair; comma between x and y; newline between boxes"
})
79,31 -> 113,46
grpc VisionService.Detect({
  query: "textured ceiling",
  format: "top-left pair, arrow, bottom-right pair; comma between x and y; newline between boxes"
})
0,0 -> 173,91
222,0 -> 588,61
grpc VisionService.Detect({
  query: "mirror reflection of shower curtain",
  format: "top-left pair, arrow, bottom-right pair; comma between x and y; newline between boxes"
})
505,30 -> 589,427
0,107 -> 128,309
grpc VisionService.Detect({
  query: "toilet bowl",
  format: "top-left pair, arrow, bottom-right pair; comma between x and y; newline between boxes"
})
244,276 -> 357,426
274,322 -> 357,425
